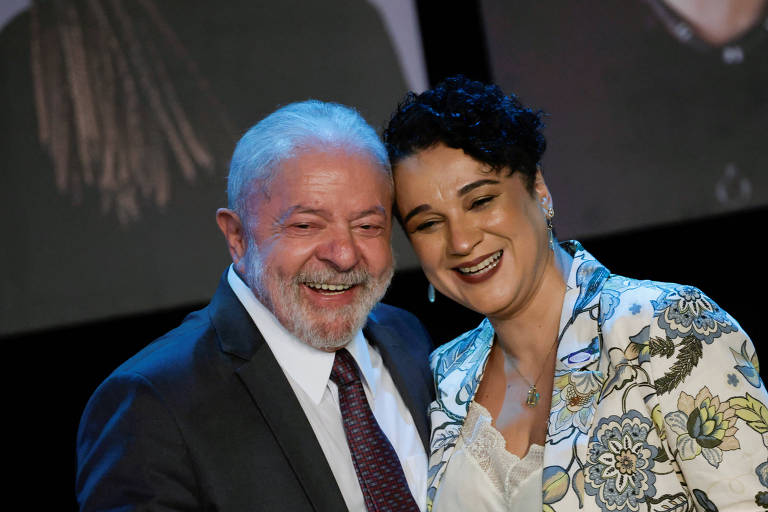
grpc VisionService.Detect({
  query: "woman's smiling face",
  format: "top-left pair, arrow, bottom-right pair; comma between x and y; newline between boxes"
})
394,143 -> 553,319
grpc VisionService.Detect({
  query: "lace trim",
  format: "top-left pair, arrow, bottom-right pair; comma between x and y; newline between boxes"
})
461,401 -> 544,500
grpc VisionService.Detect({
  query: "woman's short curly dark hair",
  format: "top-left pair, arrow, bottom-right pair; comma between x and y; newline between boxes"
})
383,75 -> 546,192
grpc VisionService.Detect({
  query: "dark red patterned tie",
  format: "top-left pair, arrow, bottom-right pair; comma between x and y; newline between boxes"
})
330,348 -> 420,512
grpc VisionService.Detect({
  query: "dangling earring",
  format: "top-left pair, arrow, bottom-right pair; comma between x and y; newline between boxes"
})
546,207 -> 555,250
427,283 -> 435,303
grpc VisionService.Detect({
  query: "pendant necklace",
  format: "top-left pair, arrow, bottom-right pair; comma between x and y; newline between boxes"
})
505,335 -> 559,408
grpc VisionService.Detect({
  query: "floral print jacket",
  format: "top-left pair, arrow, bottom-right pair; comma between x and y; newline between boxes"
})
427,241 -> 768,511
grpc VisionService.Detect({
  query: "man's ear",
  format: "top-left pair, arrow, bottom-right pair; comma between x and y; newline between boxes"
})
216,208 -> 247,271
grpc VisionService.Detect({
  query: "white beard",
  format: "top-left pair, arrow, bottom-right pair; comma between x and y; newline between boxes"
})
243,237 -> 393,350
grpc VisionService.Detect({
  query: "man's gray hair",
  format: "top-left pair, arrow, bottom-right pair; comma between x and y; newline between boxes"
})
227,100 -> 391,220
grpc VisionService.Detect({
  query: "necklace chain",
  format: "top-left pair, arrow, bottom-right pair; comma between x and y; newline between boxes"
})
503,335 -> 559,408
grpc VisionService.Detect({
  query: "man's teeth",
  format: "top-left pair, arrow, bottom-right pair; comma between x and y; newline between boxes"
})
458,251 -> 502,275
305,282 -> 354,292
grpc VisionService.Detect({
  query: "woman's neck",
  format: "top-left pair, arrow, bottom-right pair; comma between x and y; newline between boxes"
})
489,243 -> 572,364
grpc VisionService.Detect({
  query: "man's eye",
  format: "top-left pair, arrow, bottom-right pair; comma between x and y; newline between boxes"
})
287,222 -> 316,232
356,224 -> 384,235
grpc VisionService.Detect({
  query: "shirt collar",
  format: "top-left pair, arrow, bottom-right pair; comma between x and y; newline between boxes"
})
227,265 -> 377,404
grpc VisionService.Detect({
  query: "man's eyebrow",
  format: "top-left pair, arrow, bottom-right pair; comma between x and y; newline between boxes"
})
353,206 -> 387,219
403,204 -> 430,224
458,179 -> 500,197
277,205 -> 387,223
277,205 -> 330,223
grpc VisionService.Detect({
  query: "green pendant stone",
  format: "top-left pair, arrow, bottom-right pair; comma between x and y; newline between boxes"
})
526,385 -> 540,407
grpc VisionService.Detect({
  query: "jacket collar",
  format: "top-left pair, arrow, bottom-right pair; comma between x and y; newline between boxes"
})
555,240 -> 609,372
208,271 -> 263,361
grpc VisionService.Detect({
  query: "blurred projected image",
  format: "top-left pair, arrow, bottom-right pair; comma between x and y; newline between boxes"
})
29,0 -> 235,223
0,0 -> 425,335
481,0 -> 768,238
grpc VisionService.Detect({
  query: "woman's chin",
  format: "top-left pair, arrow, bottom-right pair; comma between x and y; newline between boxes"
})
453,291 -> 512,318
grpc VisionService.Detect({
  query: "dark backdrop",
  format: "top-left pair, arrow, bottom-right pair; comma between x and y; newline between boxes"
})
2,1 -> 765,510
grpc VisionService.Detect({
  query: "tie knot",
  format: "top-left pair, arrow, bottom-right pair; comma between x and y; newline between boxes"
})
330,348 -> 360,387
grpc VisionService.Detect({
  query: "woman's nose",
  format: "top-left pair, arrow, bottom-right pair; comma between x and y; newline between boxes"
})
446,221 -> 481,256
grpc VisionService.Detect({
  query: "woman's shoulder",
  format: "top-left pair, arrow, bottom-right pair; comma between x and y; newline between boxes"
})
429,318 -> 495,378
599,274 -> 743,348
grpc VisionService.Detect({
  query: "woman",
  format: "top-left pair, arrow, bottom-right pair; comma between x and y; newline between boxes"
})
383,76 -> 768,511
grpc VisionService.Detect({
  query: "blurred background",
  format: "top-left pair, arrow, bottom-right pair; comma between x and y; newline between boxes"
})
1,0 -> 766,508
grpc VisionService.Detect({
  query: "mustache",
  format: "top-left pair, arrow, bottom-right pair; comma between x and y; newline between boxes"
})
294,267 -> 371,286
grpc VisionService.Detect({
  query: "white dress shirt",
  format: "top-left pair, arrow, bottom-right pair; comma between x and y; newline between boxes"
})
228,267 -> 427,511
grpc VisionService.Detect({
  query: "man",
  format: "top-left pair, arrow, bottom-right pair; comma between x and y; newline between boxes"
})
76,101 -> 434,511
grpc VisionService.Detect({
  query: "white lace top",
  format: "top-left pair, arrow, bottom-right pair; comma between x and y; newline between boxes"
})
432,401 -> 543,511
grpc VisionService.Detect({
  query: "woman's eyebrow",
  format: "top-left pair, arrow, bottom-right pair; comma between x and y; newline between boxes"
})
403,204 -> 430,224
402,179 -> 501,224
458,179 -> 500,197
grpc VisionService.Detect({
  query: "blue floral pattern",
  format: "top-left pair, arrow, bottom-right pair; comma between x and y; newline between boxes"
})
426,241 -> 768,511
652,285 -> 736,344
585,411 -> 657,512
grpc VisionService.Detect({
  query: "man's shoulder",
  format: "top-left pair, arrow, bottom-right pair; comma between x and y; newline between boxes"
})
110,305 -> 218,383
368,302 -> 421,326
368,302 -> 429,339
109,272 -> 247,382
367,302 -> 433,351
78,301 -> 237,436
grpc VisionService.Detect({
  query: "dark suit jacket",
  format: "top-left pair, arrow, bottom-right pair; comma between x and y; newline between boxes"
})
76,273 -> 434,511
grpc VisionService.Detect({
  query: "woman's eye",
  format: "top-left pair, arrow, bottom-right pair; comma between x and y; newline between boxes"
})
413,219 -> 440,232
470,196 -> 495,209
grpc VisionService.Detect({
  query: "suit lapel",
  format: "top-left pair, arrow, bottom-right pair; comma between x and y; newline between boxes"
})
365,320 -> 432,452
209,273 -> 347,511
235,347 -> 348,511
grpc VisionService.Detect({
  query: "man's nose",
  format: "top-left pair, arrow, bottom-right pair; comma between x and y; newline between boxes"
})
315,229 -> 361,272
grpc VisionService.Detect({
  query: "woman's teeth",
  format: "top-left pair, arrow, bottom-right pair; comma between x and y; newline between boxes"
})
458,251 -> 502,275
305,282 -> 353,293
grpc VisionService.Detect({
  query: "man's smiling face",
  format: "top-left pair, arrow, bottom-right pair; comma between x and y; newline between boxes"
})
241,147 -> 394,350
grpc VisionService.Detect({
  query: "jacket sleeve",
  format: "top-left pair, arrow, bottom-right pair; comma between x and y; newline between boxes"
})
76,372 -> 202,511
648,286 -> 768,510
